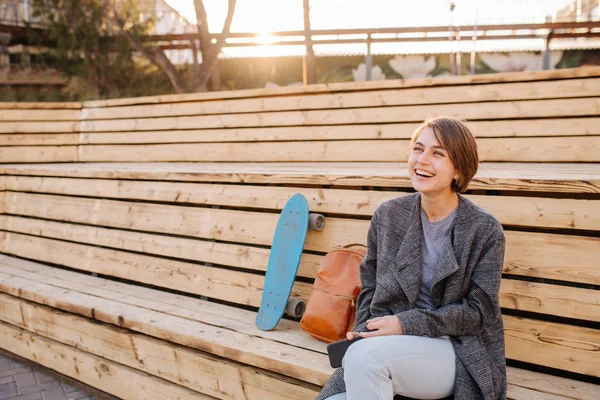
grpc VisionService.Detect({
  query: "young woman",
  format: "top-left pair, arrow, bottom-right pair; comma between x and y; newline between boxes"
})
317,117 -> 507,400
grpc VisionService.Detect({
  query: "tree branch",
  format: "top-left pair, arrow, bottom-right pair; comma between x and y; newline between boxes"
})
193,0 -> 236,91
108,2 -> 188,93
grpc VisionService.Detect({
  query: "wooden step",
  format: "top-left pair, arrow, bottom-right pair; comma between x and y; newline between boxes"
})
1,256 -> 599,382
77,118 -> 600,145
3,162 -> 599,193
82,67 -> 600,109
0,322 -> 218,400
0,294 -> 320,400
5,176 -> 599,230
81,78 -> 600,120
79,98 -> 600,132
74,136 -> 600,163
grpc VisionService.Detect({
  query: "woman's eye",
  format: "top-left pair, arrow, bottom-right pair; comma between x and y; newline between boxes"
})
434,151 -> 445,156
413,147 -> 423,152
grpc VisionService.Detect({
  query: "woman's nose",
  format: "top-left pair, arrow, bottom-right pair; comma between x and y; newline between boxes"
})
418,151 -> 431,163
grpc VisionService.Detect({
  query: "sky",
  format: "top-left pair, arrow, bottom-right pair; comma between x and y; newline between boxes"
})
162,0 -> 599,56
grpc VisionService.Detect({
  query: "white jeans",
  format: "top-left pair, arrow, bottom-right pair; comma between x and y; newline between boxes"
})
325,335 -> 456,400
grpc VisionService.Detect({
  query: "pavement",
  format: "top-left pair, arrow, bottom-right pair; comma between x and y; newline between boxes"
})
0,351 -> 109,400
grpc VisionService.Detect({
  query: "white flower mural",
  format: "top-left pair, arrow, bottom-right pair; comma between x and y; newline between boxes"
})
351,63 -> 386,82
479,51 -> 563,72
388,55 -> 437,78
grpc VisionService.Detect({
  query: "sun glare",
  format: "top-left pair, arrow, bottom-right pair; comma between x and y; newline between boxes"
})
163,0 -> 595,58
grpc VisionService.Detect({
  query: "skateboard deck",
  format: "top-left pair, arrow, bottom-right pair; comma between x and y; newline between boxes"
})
256,193 -> 309,331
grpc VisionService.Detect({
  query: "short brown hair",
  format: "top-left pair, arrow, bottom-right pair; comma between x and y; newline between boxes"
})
411,116 -> 479,193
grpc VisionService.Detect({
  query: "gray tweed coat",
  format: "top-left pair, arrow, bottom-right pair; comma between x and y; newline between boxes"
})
316,192 -> 507,400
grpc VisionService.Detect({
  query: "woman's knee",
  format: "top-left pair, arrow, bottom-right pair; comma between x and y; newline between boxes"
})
342,338 -> 378,372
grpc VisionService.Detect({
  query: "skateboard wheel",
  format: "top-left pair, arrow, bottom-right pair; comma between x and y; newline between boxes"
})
308,213 -> 325,231
285,299 -> 306,318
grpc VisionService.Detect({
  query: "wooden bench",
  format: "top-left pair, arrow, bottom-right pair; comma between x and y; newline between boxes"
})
0,67 -> 599,399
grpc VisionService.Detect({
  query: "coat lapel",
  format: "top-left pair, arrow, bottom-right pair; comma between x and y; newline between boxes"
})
430,195 -> 467,305
390,195 -> 422,307
429,238 -> 460,304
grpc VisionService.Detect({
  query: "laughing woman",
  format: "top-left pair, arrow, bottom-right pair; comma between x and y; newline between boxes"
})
317,117 -> 507,400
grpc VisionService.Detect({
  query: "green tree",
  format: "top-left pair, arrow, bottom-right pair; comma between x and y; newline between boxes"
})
108,0 -> 237,93
29,0 -> 151,99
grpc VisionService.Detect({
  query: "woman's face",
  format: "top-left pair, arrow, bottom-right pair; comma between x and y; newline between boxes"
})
408,127 -> 457,195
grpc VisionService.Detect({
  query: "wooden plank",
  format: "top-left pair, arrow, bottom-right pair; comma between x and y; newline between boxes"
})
504,232 -> 600,285
504,315 -> 600,377
0,294 -> 321,400
0,215 -> 322,279
0,133 -> 78,146
82,67 -> 600,108
3,192 -> 360,252
4,162 -> 599,193
0,109 -> 80,122
0,256 -> 326,354
1,259 -> 599,380
6,176 -> 600,230
0,121 -> 80,134
499,280 -> 600,322
3,296 -> 597,400
5,255 -> 600,380
0,102 -> 81,109
79,98 -> 600,132
0,231 -> 313,307
81,78 -> 600,120
0,146 -> 78,163
79,118 -> 600,145
3,193 -> 600,285
0,322 -> 216,400
506,367 -> 600,400
76,136 -> 600,163
76,140 -> 413,163
0,268 -> 335,386
2,215 -> 599,306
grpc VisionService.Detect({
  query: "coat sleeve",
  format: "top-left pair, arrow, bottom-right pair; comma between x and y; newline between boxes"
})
396,236 -> 505,337
351,209 -> 379,333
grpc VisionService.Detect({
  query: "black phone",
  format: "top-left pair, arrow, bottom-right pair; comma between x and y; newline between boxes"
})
326,336 -> 364,368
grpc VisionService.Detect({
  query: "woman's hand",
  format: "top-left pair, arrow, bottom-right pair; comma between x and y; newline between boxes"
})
358,316 -> 404,338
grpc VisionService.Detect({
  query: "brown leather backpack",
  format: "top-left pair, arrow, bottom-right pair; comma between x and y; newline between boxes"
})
300,244 -> 367,343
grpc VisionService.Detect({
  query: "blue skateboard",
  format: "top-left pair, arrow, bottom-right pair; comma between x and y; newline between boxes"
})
256,193 -> 325,331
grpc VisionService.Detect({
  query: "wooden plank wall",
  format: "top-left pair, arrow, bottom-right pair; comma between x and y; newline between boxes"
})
0,68 -> 598,399
1,67 -> 600,164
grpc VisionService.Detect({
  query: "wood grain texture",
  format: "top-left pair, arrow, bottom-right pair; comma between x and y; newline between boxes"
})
78,118 -> 600,145
81,78 -> 600,120
0,146 -> 78,163
0,265 -> 335,386
0,294 -> 321,400
2,191 -> 359,252
75,136 -> 600,163
1,217 -> 598,317
4,162 -> 598,193
504,316 -> 600,377
79,98 -> 600,132
0,256 -> 327,354
506,367 -> 600,400
0,121 -> 81,134
82,67 -> 600,108
5,176 -> 599,230
0,231 -> 312,307
0,133 -> 78,146
0,109 -> 80,122
0,214 -> 322,279
0,322 -> 216,400
1,257 -> 598,382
